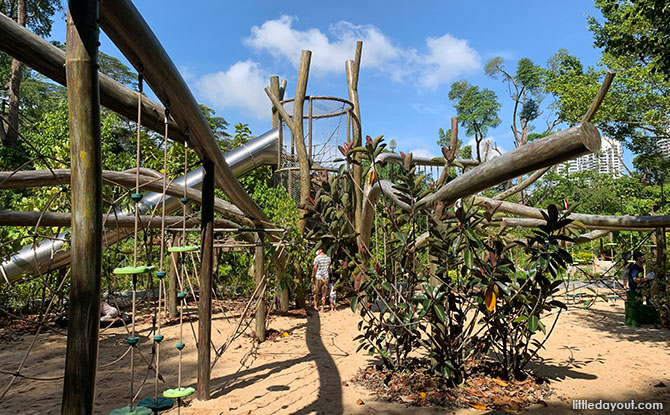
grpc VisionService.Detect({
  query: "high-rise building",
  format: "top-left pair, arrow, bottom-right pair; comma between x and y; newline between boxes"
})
657,138 -> 670,157
559,137 -> 624,178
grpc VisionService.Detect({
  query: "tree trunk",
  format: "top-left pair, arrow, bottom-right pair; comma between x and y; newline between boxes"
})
3,0 -> 26,149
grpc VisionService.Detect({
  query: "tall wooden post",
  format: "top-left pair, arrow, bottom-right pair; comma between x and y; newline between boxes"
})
61,1 -> 102,413
269,76 -> 290,312
255,234 -> 266,342
346,41 -> 363,236
197,159 -> 215,400
264,50 -> 311,233
656,227 -> 666,279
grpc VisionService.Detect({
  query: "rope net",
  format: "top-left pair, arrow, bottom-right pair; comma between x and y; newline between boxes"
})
277,96 -> 352,203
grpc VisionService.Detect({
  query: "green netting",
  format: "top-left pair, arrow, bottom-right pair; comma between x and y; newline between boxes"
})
113,265 -> 156,275
110,405 -> 153,415
167,246 -> 199,253
163,387 -> 195,398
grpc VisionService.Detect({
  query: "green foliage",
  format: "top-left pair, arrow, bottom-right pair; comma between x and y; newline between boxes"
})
572,250 -> 594,265
529,169 -> 668,216
311,137 -> 573,382
543,48 -> 670,179
448,81 -> 501,161
459,145 -> 472,159
0,1 -> 63,37
200,104 -> 231,150
485,56 -> 544,146
516,58 -> 543,93
589,0 -> 670,77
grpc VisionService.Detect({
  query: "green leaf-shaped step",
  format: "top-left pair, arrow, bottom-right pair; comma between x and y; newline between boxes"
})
138,397 -> 174,411
113,265 -> 156,275
167,246 -> 199,253
110,405 -> 152,415
163,387 -> 195,398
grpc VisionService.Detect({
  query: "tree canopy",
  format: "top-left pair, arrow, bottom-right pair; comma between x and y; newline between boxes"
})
447,81 -> 501,162
589,0 -> 670,78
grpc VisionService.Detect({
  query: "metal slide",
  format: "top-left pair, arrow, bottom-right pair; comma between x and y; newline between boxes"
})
0,129 -> 279,284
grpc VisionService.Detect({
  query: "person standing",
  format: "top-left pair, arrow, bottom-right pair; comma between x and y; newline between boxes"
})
628,252 -> 645,295
312,248 -> 332,312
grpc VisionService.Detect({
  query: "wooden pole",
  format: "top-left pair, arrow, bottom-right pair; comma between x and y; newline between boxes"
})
293,51 -> 312,232
308,97 -> 313,161
656,227 -> 666,279
61,1 -> 102,413
497,216 -> 656,231
346,41 -> 364,239
264,51 -> 311,232
0,169 -> 249,224
0,13 -> 183,142
478,197 -> 670,230
197,159 -> 214,400
99,0 -> 274,228
424,123 -> 601,206
269,76 -> 290,312
491,72 -> 616,202
255,233 -> 266,342
0,210 -> 230,228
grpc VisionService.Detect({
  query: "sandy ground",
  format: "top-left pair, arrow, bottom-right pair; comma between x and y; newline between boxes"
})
1,296 -> 669,415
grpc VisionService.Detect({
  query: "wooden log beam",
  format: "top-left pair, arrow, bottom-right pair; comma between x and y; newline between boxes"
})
0,210 -> 231,229
0,12 -> 184,142
197,159 -> 214,400
99,0 -> 273,228
361,121 -> 600,249
478,196 -> 670,229
423,123 -> 601,206
491,72 -> 616,202
497,217 -> 654,231
61,2 -> 101,413
497,217 -> 653,231
0,169 -> 249,224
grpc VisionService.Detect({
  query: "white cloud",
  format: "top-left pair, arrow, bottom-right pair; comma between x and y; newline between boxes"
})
244,15 -> 480,89
194,60 -> 270,120
179,66 -> 196,82
415,34 -> 481,90
408,148 -> 437,159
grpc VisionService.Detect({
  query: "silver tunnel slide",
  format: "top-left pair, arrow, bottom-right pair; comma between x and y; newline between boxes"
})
0,128 -> 279,284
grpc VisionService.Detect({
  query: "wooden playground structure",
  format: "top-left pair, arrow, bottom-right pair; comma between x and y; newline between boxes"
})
1,1 -> 670,414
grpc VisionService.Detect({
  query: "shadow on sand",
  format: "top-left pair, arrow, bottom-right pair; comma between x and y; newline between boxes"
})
209,309 -> 343,414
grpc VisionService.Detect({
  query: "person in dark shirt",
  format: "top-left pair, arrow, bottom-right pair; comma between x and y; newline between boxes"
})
627,252 -> 645,294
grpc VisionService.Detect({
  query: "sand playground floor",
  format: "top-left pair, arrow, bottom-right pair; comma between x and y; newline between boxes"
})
1,296 -> 669,415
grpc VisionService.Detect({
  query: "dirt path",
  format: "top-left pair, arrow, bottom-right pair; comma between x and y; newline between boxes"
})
0,298 -> 669,414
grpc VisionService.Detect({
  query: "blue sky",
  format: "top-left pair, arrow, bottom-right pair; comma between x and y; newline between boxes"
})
48,1 -> 612,163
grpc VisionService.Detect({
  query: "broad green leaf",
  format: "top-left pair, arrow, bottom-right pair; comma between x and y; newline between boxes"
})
434,304 -> 446,322
528,315 -> 539,333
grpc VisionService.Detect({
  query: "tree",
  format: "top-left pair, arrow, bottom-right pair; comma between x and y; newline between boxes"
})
199,104 -> 231,150
0,0 -> 62,148
448,80 -> 501,162
543,49 -> 670,180
485,57 -> 546,147
589,0 -> 670,78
